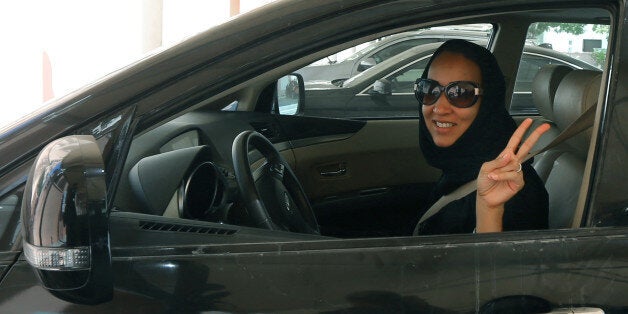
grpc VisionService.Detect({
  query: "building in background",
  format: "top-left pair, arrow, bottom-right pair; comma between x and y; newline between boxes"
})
0,0 -> 275,128
532,23 -> 608,67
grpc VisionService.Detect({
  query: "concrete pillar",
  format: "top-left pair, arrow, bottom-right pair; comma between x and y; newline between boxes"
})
142,0 -> 163,53
230,0 -> 240,17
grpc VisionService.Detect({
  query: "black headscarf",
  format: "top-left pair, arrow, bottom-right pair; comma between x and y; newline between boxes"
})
418,39 -> 519,195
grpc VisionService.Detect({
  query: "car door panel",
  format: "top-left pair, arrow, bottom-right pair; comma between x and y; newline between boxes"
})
133,111 -> 437,237
280,116 -> 440,236
165,229 -> 625,312
6,227 -> 628,312
0,260 -> 168,312
287,118 -> 439,200
107,227 -> 625,313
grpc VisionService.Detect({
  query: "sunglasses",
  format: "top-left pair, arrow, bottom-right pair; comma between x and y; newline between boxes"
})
414,78 -> 483,108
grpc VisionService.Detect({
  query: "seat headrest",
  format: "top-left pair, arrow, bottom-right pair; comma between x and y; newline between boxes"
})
531,65 -> 573,121
553,69 -> 602,153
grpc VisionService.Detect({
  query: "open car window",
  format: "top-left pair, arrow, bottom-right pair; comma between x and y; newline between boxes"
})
291,24 -> 493,120
109,11 -> 613,245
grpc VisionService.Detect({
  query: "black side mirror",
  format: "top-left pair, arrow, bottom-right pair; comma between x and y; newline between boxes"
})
276,73 -> 305,115
21,135 -> 112,304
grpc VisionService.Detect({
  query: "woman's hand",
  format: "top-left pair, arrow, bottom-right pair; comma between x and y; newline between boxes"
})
475,118 -> 550,232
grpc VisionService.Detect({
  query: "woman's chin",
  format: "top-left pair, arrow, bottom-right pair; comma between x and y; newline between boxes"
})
432,134 -> 458,147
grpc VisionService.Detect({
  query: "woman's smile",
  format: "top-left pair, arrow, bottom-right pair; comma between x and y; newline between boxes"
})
433,120 -> 456,129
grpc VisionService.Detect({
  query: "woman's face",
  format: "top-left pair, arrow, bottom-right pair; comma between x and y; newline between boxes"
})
422,51 -> 482,147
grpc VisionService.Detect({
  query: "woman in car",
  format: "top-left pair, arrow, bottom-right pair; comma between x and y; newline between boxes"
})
414,39 -> 550,234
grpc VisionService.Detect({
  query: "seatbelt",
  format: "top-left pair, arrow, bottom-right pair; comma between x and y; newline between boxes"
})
413,104 -> 596,235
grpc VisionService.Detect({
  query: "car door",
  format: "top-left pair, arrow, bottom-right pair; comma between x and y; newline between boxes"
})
283,51 -> 441,237
277,114 -> 439,236
237,3 -> 623,313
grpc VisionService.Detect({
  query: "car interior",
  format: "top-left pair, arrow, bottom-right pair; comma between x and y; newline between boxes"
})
109,5 -> 609,244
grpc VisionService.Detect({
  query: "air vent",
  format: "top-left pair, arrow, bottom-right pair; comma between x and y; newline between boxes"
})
139,221 -> 237,235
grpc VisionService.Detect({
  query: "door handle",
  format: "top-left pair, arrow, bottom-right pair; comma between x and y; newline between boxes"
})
319,163 -> 346,177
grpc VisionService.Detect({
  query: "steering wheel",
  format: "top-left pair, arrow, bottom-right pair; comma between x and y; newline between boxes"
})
231,130 -> 320,235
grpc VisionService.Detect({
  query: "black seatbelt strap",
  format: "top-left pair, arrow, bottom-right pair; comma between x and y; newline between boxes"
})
413,104 -> 596,235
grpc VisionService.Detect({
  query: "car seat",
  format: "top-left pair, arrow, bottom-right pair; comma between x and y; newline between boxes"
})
534,69 -> 601,229
529,64 -> 573,181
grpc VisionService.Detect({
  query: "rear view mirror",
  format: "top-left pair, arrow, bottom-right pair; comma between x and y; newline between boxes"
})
21,135 -> 112,304
276,73 -> 305,115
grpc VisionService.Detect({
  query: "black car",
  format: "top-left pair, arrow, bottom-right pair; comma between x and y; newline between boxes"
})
298,41 -> 600,118
1,0 -> 627,313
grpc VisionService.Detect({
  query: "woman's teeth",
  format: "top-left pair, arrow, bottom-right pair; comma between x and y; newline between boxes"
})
435,121 -> 454,128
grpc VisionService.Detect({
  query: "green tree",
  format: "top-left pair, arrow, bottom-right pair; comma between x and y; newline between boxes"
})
593,24 -> 610,34
527,23 -> 585,38
591,48 -> 607,67
592,24 -> 609,67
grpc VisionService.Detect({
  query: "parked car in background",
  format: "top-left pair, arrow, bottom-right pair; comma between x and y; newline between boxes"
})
0,0 -> 626,313
295,25 -> 492,83
294,41 -> 600,119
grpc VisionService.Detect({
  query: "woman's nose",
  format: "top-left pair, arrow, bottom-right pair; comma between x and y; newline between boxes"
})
432,94 -> 452,113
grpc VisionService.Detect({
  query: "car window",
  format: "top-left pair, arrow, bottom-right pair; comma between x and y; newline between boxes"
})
364,57 -> 430,94
292,24 -> 493,119
509,22 -> 608,116
116,12 -> 611,236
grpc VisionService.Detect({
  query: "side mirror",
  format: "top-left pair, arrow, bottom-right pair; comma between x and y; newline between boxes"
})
21,135 -> 112,304
357,57 -> 377,72
331,78 -> 348,87
276,73 -> 305,115
370,79 -> 392,96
